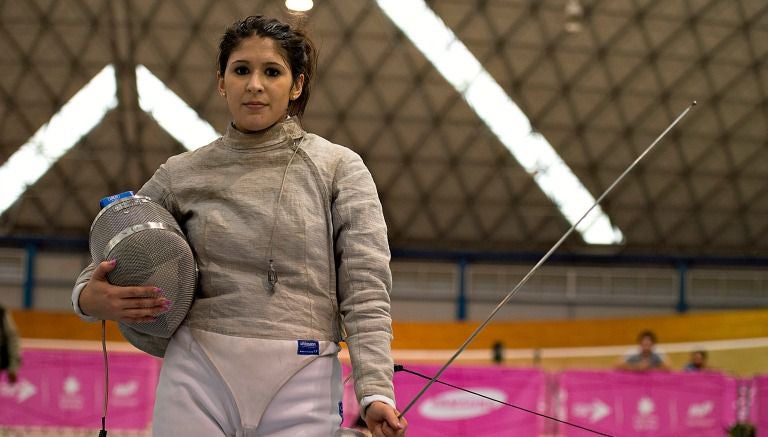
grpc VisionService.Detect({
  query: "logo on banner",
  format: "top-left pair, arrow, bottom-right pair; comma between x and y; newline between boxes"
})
572,399 -> 611,423
59,376 -> 84,411
686,400 -> 715,427
632,396 -> 659,431
0,379 -> 37,403
688,401 -> 713,418
111,380 -> 141,407
419,388 -> 506,420
114,380 -> 138,397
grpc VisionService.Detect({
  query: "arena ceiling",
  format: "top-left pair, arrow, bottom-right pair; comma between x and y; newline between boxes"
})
0,0 -> 766,258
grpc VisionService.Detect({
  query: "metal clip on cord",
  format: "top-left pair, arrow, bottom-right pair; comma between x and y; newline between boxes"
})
268,259 -> 278,288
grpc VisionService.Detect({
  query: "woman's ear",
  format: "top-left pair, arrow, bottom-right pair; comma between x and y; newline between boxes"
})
290,74 -> 305,101
217,72 -> 226,97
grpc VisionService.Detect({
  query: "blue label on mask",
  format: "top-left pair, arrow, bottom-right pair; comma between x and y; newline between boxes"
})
297,340 -> 319,355
99,191 -> 134,209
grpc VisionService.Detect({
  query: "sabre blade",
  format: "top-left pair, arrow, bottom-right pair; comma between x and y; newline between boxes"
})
399,101 -> 697,418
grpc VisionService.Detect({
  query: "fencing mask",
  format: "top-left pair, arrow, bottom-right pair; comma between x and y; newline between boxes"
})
89,192 -> 197,357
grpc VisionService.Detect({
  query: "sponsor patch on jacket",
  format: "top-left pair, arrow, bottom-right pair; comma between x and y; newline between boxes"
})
297,340 -> 319,355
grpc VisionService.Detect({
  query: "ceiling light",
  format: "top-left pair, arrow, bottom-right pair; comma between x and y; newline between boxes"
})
285,0 -> 314,12
375,0 -> 623,244
564,0 -> 584,33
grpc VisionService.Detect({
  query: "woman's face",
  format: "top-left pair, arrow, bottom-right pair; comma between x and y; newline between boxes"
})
217,36 -> 304,133
639,336 -> 654,354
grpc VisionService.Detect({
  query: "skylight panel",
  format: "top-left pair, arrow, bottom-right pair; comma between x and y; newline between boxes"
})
0,65 -> 118,216
135,65 -> 220,151
375,0 -> 623,244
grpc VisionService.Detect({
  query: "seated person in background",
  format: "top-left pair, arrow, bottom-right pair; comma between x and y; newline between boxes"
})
616,330 -> 669,371
0,304 -> 21,384
684,349 -> 708,372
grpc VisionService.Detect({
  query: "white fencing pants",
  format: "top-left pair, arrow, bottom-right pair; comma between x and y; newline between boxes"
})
153,326 -> 344,436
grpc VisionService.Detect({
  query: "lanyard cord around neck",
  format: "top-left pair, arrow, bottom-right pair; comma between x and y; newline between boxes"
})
265,138 -> 302,291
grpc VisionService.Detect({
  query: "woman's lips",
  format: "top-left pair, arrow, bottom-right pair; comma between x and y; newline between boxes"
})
244,102 -> 267,110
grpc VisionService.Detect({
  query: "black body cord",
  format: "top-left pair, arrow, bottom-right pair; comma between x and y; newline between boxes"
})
99,320 -> 108,436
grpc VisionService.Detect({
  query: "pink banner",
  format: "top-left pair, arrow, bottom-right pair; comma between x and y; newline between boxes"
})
0,349 -> 160,430
560,370 -> 737,437
752,374 -> 768,433
344,364 -> 547,436
1,350 -> 749,435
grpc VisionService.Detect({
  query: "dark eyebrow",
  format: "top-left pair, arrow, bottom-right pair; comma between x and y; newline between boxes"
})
263,61 -> 287,69
229,59 -> 286,68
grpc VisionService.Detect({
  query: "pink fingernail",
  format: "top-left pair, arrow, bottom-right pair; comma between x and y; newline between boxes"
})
153,287 -> 163,294
108,259 -> 117,266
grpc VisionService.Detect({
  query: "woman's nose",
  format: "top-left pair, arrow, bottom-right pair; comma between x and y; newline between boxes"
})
246,74 -> 264,92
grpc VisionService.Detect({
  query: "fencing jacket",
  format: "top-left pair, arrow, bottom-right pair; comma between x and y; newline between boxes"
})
74,117 -> 395,406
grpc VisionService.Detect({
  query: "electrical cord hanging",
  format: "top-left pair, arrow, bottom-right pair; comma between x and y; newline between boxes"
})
394,364 -> 613,436
99,320 -> 108,436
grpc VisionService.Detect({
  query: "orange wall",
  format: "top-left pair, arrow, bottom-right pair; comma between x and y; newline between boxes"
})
11,308 -> 768,348
391,309 -> 768,349
11,310 -> 126,342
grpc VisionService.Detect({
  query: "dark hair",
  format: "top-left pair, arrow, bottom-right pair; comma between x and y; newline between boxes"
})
693,349 -> 708,359
218,15 -> 316,117
637,330 -> 657,343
